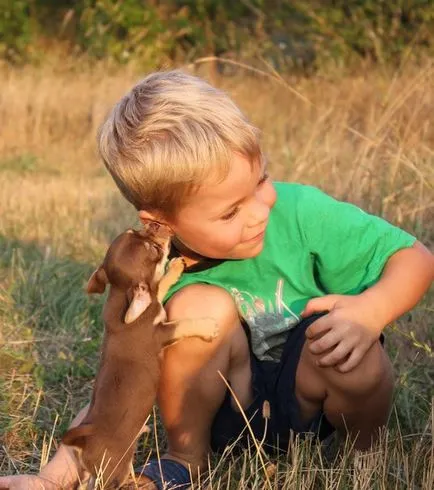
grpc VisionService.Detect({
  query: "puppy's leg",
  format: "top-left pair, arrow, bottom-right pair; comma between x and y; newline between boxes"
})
157,258 -> 185,302
159,318 -> 219,347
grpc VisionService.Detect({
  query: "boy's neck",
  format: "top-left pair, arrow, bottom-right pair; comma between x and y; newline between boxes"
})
172,238 -> 204,268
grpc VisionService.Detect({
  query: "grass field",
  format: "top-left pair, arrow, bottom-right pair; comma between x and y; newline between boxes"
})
0,58 -> 433,488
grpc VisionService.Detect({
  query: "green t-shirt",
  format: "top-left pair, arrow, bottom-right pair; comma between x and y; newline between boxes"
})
166,183 -> 416,361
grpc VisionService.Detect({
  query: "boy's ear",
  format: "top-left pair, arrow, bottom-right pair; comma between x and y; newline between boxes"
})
87,267 -> 108,294
124,282 -> 151,324
62,423 -> 95,449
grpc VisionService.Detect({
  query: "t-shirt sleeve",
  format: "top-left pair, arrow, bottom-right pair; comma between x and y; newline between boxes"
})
295,186 -> 416,294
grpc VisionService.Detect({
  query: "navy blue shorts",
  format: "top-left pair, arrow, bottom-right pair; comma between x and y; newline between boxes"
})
210,313 -> 335,454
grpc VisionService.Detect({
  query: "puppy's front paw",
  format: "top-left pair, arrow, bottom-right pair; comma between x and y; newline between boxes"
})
210,323 -> 219,340
201,319 -> 219,342
168,257 -> 185,277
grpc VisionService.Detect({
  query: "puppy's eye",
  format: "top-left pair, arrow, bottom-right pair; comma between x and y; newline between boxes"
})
151,243 -> 162,257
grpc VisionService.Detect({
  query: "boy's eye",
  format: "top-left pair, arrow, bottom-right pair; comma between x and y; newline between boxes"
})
221,207 -> 240,221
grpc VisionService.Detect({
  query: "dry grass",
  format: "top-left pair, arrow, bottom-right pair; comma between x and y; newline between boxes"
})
0,58 -> 433,488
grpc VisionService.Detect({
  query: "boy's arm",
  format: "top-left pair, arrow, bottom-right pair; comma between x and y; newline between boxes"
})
302,242 -> 434,372
355,241 -> 434,328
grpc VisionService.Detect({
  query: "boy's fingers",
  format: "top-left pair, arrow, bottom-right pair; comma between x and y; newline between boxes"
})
305,316 -> 332,339
302,295 -> 339,317
309,330 -> 341,354
337,348 -> 363,373
318,342 -> 352,367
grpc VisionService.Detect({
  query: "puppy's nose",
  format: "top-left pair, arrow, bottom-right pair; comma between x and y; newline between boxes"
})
142,221 -> 168,233
147,221 -> 161,233
141,222 -> 172,244
148,222 -> 171,238
155,224 -> 172,238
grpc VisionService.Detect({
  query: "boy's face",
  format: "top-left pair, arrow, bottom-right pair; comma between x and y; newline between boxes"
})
164,153 -> 276,261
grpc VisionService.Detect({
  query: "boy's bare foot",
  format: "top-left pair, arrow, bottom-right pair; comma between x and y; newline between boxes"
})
0,475 -> 61,490
0,407 -> 89,490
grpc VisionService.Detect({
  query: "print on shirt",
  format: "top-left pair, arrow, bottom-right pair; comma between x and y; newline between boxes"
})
230,278 -> 300,362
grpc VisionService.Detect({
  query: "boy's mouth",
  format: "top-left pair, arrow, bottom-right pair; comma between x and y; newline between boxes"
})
243,227 -> 267,243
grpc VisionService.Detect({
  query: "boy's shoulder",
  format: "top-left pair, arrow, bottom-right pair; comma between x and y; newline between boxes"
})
268,182 -> 326,245
273,181 -> 326,205
271,182 -> 330,223
273,181 -> 311,197
271,180 -> 415,254
272,181 -> 365,223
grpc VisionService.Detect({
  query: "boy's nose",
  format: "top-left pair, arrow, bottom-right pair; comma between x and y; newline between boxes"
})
249,199 -> 270,227
248,182 -> 276,226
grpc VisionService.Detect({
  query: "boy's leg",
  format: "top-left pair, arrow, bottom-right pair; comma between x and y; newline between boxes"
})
139,284 -> 252,484
295,336 -> 394,449
161,284 -> 253,468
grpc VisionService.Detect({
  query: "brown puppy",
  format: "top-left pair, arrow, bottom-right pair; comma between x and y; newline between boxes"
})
62,224 -> 217,488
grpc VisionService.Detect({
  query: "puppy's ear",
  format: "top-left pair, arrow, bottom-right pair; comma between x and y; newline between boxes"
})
62,423 -> 95,449
124,283 -> 151,324
87,267 -> 108,294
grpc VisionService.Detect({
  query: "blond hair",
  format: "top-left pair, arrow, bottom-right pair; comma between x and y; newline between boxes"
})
97,70 -> 262,217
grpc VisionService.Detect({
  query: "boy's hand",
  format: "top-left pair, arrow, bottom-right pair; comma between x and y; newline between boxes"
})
302,294 -> 383,373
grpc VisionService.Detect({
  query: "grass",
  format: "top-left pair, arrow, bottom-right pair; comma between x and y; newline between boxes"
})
0,58 -> 433,488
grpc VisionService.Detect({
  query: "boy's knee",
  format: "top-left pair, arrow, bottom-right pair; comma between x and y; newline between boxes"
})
299,341 -> 393,401
322,342 -> 393,397
165,284 -> 240,341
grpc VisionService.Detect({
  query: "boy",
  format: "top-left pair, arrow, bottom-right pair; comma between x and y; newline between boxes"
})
0,71 -> 432,490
